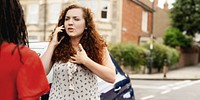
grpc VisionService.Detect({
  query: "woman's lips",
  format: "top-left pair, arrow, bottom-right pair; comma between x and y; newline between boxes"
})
67,28 -> 74,32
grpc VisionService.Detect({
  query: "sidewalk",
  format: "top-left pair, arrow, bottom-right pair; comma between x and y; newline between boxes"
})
129,63 -> 200,80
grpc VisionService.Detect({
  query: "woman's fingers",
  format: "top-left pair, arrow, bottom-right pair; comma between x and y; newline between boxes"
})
51,25 -> 65,43
70,55 -> 78,63
57,25 -> 64,30
70,55 -> 76,60
58,36 -> 65,43
78,44 -> 83,52
55,25 -> 64,35
70,45 -> 88,64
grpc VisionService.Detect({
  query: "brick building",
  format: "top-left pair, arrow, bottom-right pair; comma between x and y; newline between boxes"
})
122,0 -> 154,44
152,0 -> 171,42
19,0 -> 170,45
121,0 -> 171,44
19,0 -> 121,43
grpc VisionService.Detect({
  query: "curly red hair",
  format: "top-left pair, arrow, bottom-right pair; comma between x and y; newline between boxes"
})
51,4 -> 106,65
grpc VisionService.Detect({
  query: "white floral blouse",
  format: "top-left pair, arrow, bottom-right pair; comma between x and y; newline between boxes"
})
49,62 -> 100,100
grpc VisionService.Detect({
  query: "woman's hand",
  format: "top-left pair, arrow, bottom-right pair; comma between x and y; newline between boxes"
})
70,44 -> 89,65
50,25 -> 65,46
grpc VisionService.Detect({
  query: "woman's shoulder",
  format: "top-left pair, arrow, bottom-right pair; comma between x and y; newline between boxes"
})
2,42 -> 40,63
1,43 -> 36,56
102,46 -> 109,53
19,45 -> 39,57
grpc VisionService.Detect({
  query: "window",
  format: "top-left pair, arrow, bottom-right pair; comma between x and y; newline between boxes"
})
142,10 -> 148,32
78,0 -> 110,21
101,0 -> 110,21
29,35 -> 39,42
27,4 -> 39,24
101,6 -> 107,19
78,0 -> 98,16
49,3 -> 61,24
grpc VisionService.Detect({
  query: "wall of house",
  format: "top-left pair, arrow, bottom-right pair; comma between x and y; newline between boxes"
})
20,0 -> 154,44
20,0 -> 119,43
153,8 -> 170,43
122,0 -> 141,44
122,0 -> 153,44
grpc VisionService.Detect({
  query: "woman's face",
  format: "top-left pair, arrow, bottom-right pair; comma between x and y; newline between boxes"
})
64,8 -> 86,39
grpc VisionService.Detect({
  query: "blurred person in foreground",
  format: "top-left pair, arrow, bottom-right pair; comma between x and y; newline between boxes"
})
41,4 -> 116,100
0,0 -> 50,100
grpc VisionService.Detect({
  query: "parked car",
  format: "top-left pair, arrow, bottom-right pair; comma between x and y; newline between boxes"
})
29,42 -> 135,100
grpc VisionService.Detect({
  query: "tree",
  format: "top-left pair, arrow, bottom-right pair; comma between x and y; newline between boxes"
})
163,27 -> 193,48
170,0 -> 200,36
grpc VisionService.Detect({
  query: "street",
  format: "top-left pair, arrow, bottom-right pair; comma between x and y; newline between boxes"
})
132,80 -> 200,100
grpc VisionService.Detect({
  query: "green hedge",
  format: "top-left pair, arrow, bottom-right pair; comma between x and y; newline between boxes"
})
108,43 -> 148,69
142,43 -> 180,71
108,42 -> 180,71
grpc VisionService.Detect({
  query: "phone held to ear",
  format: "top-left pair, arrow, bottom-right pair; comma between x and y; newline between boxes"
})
57,31 -> 66,41
58,25 -> 65,41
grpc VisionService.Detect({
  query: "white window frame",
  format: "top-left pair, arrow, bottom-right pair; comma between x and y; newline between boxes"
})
100,0 -> 110,21
49,3 -> 61,24
78,0 -> 110,22
142,10 -> 148,32
27,4 -> 39,24
77,0 -> 98,17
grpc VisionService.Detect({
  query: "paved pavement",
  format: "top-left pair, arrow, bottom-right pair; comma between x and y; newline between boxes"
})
129,63 -> 200,80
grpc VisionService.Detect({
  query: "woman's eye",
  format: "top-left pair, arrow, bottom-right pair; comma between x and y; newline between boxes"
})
65,17 -> 70,20
74,18 -> 80,21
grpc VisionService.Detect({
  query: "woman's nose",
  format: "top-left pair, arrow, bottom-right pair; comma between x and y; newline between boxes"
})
68,19 -> 73,25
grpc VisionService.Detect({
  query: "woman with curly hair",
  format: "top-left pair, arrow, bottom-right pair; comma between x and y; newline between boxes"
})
0,0 -> 49,99
41,4 -> 116,100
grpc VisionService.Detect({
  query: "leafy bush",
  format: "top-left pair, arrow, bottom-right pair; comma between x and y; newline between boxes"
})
163,27 -> 193,48
108,43 -> 148,68
108,42 -> 180,72
142,43 -> 180,71
165,46 -> 180,66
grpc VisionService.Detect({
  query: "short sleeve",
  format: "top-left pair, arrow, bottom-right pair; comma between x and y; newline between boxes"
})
17,52 -> 50,100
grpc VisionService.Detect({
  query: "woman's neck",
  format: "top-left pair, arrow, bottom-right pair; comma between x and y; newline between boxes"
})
71,38 -> 80,51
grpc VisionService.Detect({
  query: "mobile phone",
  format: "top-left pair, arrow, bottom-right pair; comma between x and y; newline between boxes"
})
58,25 -> 66,41
57,31 -> 66,41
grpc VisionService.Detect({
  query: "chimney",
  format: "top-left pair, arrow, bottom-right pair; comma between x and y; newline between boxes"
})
163,0 -> 169,10
153,0 -> 159,8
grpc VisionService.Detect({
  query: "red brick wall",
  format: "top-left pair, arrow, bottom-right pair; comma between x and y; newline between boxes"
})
148,12 -> 153,34
122,0 -> 153,44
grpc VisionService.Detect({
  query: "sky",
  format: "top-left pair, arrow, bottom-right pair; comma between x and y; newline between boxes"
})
150,0 -> 176,9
